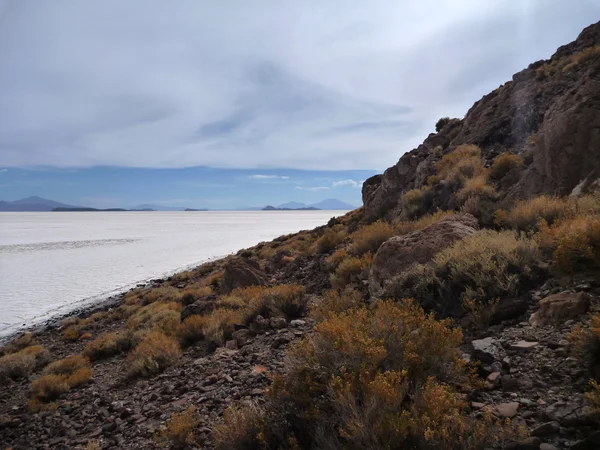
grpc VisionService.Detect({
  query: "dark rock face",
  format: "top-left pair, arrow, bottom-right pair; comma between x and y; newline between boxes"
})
220,258 -> 267,294
363,21 -> 600,220
529,291 -> 591,327
369,214 -> 479,297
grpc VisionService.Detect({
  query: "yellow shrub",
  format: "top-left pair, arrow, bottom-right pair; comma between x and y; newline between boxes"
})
349,221 -> 395,256
126,331 -> 182,378
157,406 -> 199,447
265,300 -> 513,449
219,284 -> 306,322
432,230 -> 541,300
310,288 -> 363,322
214,403 -> 266,450
0,345 -> 50,380
327,248 -> 349,267
181,285 -> 213,305
84,440 -> 102,450
489,153 -> 524,180
456,174 -> 496,204
331,253 -> 373,289
141,286 -> 183,305
202,309 -> 242,346
430,144 -> 483,187
400,186 -> 433,219
63,326 -> 81,342
569,313 -> 600,372
83,331 -> 134,360
27,398 -> 59,414
127,301 -> 182,336
537,215 -> 600,274
30,374 -> 70,401
315,228 -> 345,254
176,315 -> 209,346
393,210 -> 454,236
66,367 -> 92,387
562,45 -> 600,72
587,379 -> 600,416
503,196 -> 571,231
44,355 -> 89,376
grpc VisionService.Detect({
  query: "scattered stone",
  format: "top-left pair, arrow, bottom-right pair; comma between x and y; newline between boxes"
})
269,317 -> 287,329
495,402 -> 519,418
471,337 -> 503,363
530,421 -> 560,437
486,372 -> 502,389
510,341 -> 539,352
232,329 -> 253,347
290,319 -> 306,327
225,340 -> 238,350
539,444 -> 559,450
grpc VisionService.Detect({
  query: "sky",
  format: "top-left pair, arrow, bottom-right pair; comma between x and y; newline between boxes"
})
0,1 -> 598,208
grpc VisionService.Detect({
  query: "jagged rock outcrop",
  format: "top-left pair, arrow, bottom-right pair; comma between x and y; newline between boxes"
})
369,214 -> 478,297
363,20 -> 600,220
220,258 -> 267,294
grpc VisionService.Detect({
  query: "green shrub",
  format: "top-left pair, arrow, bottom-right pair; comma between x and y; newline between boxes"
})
331,253 -> 373,289
400,187 -> 433,219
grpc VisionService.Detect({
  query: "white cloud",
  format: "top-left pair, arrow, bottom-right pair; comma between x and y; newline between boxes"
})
0,168 -> 7,173
0,1 -> 597,170
295,186 -> 329,191
249,174 -> 290,180
333,179 -> 362,187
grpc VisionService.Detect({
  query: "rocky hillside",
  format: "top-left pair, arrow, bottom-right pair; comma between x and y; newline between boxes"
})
363,21 -> 600,221
1,21 -> 600,450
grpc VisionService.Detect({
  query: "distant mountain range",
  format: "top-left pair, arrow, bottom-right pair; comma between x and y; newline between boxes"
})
0,196 -> 356,212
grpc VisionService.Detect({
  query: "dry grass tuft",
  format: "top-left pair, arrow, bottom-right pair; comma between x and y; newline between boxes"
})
0,345 -> 51,380
393,210 -> 455,236
429,144 -> 483,187
331,253 -> 373,289
537,215 -> 600,274
63,326 -> 81,342
315,228 -> 345,254
1,332 -> 35,355
489,153 -> 524,180
127,301 -> 183,336
501,196 -> 571,231
214,403 -> 266,450
462,297 -> 499,330
126,330 -> 182,378
569,313 -> 600,375
400,186 -> 433,219
202,309 -> 242,346
157,406 -> 199,448
310,288 -> 363,322
348,221 -> 395,256
30,374 -> 70,401
83,331 -> 134,360
44,354 -> 89,376
456,174 -> 496,204
176,315 -> 209,346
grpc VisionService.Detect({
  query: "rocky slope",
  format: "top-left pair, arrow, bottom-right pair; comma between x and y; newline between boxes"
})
1,20 -> 600,450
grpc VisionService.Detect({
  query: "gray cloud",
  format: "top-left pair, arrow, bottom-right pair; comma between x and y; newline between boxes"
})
249,175 -> 290,180
0,1 -> 598,170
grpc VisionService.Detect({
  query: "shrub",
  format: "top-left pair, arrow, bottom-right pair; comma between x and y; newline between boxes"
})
331,253 -> 373,289
400,186 -> 433,219
44,354 -> 89,376
315,228 -> 345,254
435,117 -> 451,132
264,284 -> 306,320
429,145 -> 483,188
66,367 -> 92,387
127,301 -> 182,336
462,298 -> 499,331
489,153 -> 524,180
327,248 -> 349,268
141,286 -> 183,305
30,374 -> 70,401
201,309 -> 242,346
587,380 -> 600,417
83,331 -> 134,360
214,403 -> 267,450
348,221 -> 395,256
1,332 -> 35,354
218,285 -> 306,322
393,210 -> 454,236
157,406 -> 199,448
84,440 -> 102,450
562,45 -> 600,72
456,174 -> 496,204
385,231 -> 542,307
176,315 -> 209,346
266,300 -> 513,449
537,215 -> 600,274
0,345 -> 50,380
569,313 -> 600,376
181,285 -> 213,305
27,398 -> 59,414
126,331 -> 182,378
310,288 -> 363,322
432,230 -> 541,301
502,196 -> 571,231
63,326 -> 81,342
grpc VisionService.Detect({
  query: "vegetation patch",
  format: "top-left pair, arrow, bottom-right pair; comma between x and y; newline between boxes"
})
331,253 -> 373,289
348,221 -> 395,256
0,345 -> 51,380
156,406 -> 199,448
126,330 -> 182,378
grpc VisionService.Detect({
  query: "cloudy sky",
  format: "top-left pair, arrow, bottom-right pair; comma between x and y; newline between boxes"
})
0,1 -> 598,207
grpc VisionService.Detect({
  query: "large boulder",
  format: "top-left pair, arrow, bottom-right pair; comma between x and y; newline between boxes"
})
529,291 -> 591,327
369,214 -> 478,297
221,258 -> 267,294
180,295 -> 217,321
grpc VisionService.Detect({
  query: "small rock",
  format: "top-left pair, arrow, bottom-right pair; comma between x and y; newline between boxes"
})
486,372 -> 502,389
269,317 -> 287,329
539,444 -> 558,450
510,341 -> 539,352
225,340 -> 238,350
290,319 -> 306,327
232,328 -> 253,347
495,402 -> 519,418
530,421 -> 559,437
471,402 -> 485,409
471,337 -> 503,363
